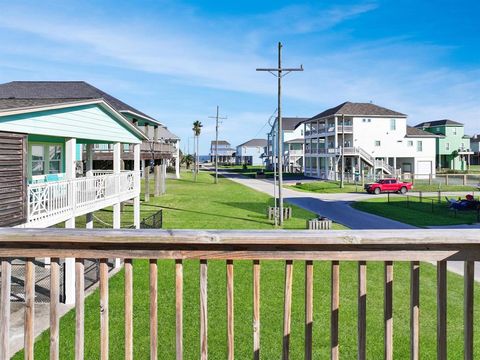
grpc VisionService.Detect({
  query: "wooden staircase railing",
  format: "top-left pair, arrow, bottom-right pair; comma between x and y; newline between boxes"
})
0,228 -> 479,359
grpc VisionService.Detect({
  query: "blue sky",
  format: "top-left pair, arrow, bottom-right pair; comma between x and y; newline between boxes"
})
0,0 -> 479,154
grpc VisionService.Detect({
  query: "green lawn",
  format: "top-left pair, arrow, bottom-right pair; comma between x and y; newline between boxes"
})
13,172 -> 480,359
72,171 -> 343,230
287,181 -> 360,193
286,180 -> 478,194
352,195 -> 479,227
219,165 -> 307,180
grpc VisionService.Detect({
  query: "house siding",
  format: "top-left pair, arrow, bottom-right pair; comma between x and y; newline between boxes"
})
0,131 -> 27,227
0,104 -> 141,144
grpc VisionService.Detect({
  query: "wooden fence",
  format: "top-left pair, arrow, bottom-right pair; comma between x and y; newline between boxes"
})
0,228 -> 479,359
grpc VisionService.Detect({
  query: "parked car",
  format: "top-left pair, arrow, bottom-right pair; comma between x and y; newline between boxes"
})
364,178 -> 413,195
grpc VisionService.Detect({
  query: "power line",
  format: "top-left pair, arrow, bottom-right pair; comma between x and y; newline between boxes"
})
253,108 -> 277,138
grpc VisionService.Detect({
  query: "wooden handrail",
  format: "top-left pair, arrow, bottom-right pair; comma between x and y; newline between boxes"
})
0,228 -> 479,359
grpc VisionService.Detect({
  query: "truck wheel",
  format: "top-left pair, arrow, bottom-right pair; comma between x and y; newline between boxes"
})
374,187 -> 381,195
400,186 -> 407,194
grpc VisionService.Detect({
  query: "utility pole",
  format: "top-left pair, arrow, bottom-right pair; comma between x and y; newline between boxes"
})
257,42 -> 303,225
272,130 -> 278,226
209,106 -> 227,184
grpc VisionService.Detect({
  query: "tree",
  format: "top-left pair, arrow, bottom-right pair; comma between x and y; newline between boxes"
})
192,120 -> 203,181
181,154 -> 194,169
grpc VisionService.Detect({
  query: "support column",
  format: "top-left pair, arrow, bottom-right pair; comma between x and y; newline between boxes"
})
64,138 -> 76,305
86,144 -> 94,229
133,144 -> 141,229
175,142 -> 180,179
113,142 -> 121,268
113,142 -> 121,229
154,162 -> 160,197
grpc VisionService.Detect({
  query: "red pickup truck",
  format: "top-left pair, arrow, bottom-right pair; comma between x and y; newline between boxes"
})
364,178 -> 413,195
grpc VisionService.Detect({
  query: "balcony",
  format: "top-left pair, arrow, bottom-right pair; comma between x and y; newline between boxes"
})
25,171 -> 140,228
90,142 -> 176,160
0,228 -> 477,358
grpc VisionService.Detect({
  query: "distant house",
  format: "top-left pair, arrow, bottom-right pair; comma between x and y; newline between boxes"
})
267,117 -> 307,172
471,135 -> 480,165
415,119 -> 472,171
301,102 -> 438,179
210,140 -> 235,164
0,81 -> 181,178
235,139 -> 267,166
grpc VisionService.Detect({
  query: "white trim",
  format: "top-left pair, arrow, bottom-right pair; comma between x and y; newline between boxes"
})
119,110 -> 163,126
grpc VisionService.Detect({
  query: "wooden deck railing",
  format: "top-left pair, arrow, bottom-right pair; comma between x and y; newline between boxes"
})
0,228 -> 479,359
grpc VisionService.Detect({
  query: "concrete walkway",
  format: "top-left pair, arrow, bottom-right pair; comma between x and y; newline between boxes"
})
220,171 -> 479,280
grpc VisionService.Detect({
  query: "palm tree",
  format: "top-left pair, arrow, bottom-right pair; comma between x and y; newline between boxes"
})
181,154 -> 194,169
192,120 -> 203,181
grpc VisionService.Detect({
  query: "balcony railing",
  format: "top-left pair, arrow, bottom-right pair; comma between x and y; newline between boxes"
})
26,171 -> 140,228
0,229 -> 478,359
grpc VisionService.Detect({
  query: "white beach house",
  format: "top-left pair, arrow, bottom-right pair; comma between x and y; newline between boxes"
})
267,117 -> 307,172
302,102 -> 438,179
235,139 -> 267,166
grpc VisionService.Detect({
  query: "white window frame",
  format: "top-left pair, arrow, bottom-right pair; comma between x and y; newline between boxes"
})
374,140 -> 381,147
390,119 -> 396,131
417,141 -> 423,152
29,142 -> 64,177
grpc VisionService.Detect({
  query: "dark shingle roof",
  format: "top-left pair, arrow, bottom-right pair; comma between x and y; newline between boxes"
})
157,126 -> 180,140
0,81 -> 155,121
309,102 -> 406,121
406,126 -> 443,138
277,117 -> 309,131
237,139 -> 267,147
0,98 -> 93,110
415,119 -> 464,128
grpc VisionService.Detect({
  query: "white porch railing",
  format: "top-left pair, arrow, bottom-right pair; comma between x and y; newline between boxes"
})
26,171 -> 140,228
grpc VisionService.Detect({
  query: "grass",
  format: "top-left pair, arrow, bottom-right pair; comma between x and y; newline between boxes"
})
70,171 -> 344,230
352,194 -> 480,227
13,171 -> 480,358
286,180 -> 478,194
286,181 -> 360,193
219,165 -> 307,180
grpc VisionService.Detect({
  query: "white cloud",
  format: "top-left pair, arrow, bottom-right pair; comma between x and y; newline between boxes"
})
0,0 -> 478,149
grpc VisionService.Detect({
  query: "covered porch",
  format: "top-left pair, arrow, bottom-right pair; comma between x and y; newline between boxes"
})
26,138 -> 142,228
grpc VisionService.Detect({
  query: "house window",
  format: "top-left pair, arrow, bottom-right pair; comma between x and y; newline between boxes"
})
362,119 -> 366,122
31,145 -> 45,176
446,142 -> 450,151
30,143 -> 63,177
367,119 -> 371,123
48,145 -> 62,174
374,140 -> 381,147
390,119 -> 396,131
407,140 -> 413,147
452,127 -> 457,135
417,141 -> 423,152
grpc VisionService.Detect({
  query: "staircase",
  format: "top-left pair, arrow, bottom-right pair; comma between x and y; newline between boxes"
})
341,147 -> 394,175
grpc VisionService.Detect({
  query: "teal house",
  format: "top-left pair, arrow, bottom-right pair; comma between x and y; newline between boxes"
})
415,119 -> 472,171
0,81 -> 158,304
